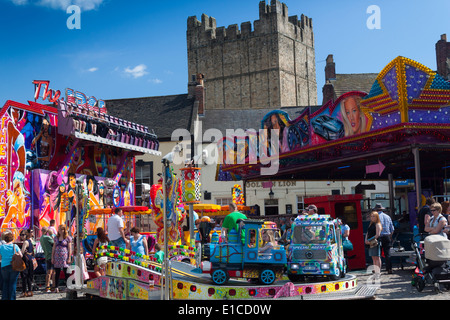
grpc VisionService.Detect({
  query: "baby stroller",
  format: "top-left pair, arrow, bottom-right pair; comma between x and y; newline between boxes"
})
411,235 -> 450,293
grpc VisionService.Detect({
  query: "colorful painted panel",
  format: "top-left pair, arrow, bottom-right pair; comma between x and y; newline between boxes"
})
99,276 -> 127,300
171,277 -> 357,300
0,101 -> 58,237
310,92 -> 368,144
128,279 -> 159,300
32,170 -> 115,235
262,108 -> 311,153
0,100 -> 137,236
217,56 -> 450,180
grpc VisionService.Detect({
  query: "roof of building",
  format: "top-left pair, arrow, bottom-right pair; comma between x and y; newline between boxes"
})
105,94 -> 196,140
329,73 -> 378,98
105,92 -> 319,140
200,106 -> 320,134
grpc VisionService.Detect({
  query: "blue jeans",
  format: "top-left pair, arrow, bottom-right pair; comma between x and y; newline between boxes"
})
1,265 -> 20,300
109,237 -> 126,259
109,237 -> 127,253
110,237 -> 126,249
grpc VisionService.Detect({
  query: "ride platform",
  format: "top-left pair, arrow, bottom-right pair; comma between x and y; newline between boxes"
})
78,260 -> 377,300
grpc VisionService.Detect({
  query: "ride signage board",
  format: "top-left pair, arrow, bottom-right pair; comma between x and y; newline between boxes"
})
33,80 -> 107,113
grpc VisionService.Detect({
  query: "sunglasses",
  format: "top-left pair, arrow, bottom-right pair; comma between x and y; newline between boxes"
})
431,209 -> 438,212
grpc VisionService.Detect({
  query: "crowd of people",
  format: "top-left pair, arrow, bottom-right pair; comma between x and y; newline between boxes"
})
417,197 -> 450,239
0,220 -> 75,300
2,197 -> 449,300
0,207 -> 164,300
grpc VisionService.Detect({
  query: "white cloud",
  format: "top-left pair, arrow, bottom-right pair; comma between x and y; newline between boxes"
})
88,67 -> 98,72
124,64 -> 148,79
10,0 -> 104,11
149,78 -> 162,84
11,0 -> 28,5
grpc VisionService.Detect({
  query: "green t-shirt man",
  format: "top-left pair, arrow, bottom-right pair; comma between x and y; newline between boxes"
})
40,234 -> 54,261
222,206 -> 247,242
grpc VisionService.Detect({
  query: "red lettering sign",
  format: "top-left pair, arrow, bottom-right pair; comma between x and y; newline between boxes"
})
33,80 -> 61,103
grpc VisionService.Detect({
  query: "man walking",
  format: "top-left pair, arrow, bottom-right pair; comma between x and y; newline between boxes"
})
374,203 -> 395,274
40,227 -> 55,293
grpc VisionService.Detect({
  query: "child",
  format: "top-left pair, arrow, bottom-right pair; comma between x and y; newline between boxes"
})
154,243 -> 164,264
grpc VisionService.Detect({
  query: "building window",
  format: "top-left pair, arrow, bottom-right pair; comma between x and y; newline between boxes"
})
216,198 -> 233,206
297,195 -> 305,213
135,160 -> 153,206
264,199 -> 279,216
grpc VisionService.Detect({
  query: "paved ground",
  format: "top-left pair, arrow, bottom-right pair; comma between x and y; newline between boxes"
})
350,266 -> 450,300
11,265 -> 450,301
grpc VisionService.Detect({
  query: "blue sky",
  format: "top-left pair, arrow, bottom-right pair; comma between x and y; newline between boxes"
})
0,0 -> 448,106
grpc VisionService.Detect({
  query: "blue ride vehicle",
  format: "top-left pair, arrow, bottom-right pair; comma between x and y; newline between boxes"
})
197,219 -> 287,285
287,215 -> 347,282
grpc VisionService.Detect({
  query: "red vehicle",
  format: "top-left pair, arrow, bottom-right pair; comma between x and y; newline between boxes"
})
305,194 -> 366,270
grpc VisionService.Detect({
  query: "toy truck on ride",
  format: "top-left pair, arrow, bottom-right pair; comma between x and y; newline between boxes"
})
287,215 -> 347,281
197,219 -> 287,285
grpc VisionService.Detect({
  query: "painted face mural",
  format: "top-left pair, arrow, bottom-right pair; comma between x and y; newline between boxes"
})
340,95 -> 366,136
1,108 -> 33,237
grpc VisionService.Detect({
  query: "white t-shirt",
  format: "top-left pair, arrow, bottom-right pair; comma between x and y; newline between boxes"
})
107,214 -> 124,241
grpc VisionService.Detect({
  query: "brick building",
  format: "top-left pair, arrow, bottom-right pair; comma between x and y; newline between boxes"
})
436,33 -> 450,80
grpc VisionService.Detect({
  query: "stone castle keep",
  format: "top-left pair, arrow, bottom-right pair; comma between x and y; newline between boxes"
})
187,0 -> 318,111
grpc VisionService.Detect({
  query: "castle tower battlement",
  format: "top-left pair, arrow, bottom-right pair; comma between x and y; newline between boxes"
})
187,1 -> 314,48
187,0 -> 317,110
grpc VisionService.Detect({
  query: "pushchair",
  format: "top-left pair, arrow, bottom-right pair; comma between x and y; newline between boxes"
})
411,234 -> 450,293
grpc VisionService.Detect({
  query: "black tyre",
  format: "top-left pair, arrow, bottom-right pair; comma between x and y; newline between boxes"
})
417,278 -> 425,292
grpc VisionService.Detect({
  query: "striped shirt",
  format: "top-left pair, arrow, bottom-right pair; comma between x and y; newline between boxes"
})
378,212 -> 394,236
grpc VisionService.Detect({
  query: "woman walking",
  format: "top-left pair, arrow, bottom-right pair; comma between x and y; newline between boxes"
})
51,224 -> 72,292
20,229 -> 35,297
0,232 -> 22,300
365,211 -> 382,278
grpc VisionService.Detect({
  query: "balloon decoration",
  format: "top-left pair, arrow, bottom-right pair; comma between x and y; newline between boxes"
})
232,184 -> 244,205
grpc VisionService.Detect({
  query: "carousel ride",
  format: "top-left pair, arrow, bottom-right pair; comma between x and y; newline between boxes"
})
75,165 -> 363,301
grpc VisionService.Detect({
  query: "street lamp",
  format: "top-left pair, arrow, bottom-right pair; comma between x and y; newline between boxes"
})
269,188 -> 275,200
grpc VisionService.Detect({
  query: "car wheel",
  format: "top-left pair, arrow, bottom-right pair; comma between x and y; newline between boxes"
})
330,267 -> 341,281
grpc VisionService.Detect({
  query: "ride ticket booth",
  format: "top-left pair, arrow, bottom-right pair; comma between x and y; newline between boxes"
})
304,194 -> 365,270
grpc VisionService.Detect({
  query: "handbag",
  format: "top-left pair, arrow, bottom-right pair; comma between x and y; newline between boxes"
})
11,245 -> 26,272
343,239 -> 353,251
31,257 -> 38,270
369,238 -> 378,248
25,239 -> 38,270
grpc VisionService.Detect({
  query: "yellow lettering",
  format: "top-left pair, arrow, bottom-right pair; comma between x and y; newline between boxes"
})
0,144 -> 6,157
0,129 -> 6,144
